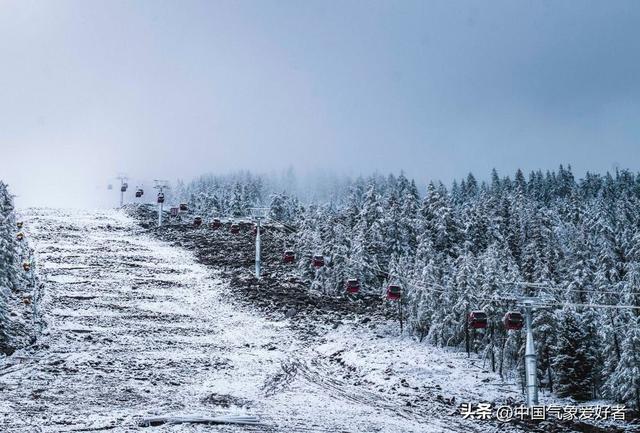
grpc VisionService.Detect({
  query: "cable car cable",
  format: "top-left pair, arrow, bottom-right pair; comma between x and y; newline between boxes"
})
261,215 -> 640,311
498,280 -> 640,297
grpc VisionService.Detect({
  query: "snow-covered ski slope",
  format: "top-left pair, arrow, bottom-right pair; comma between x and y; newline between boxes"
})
1,209 -> 529,432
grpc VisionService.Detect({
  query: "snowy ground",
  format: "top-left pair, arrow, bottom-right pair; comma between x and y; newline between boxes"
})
1,208 -> 625,432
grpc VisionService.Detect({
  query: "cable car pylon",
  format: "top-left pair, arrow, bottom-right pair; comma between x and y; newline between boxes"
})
514,295 -> 552,408
153,180 -> 169,227
117,175 -> 128,207
523,300 -> 538,408
250,207 -> 269,279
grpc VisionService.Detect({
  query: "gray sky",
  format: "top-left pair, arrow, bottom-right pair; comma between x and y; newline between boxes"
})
1,0 -> 639,207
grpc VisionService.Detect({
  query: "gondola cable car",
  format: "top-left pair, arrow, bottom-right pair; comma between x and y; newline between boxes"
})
252,225 -> 266,236
211,218 -> 222,229
468,311 -> 488,329
346,278 -> 360,294
282,250 -> 295,263
230,223 -> 240,234
503,311 -> 524,331
312,254 -> 325,268
193,216 -> 203,227
386,284 -> 402,300
157,192 -> 165,204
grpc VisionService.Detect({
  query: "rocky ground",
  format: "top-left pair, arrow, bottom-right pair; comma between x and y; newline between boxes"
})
131,205 -> 389,335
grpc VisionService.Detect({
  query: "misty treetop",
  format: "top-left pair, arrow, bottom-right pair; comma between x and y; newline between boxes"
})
176,165 -> 640,408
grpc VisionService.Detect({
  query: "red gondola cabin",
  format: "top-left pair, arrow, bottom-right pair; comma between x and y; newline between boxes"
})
193,217 -> 203,227
16,232 -> 24,241
230,224 -> 240,234
312,255 -> 325,268
157,192 -> 165,204
180,203 -> 188,211
22,262 -> 31,272
211,218 -> 222,229
468,311 -> 488,329
503,311 -> 524,331
252,225 -> 264,236
135,189 -> 144,198
346,278 -> 360,294
386,284 -> 402,300
283,250 -> 295,263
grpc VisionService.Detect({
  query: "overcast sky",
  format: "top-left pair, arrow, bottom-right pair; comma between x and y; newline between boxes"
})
1,0 -> 639,207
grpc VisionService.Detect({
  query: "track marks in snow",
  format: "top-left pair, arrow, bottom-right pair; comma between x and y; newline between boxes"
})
1,209 -> 523,433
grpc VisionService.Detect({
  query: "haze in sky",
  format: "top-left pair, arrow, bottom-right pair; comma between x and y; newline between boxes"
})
1,0 -> 639,207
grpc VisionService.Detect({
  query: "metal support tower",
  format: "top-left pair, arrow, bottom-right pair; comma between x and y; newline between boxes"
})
117,176 -> 128,207
250,208 -> 269,279
153,180 -> 169,227
500,286 -> 550,408
524,305 -> 538,406
255,218 -> 261,279
521,298 -> 539,407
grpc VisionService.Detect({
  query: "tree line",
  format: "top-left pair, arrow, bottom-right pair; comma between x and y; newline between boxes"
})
175,166 -> 640,408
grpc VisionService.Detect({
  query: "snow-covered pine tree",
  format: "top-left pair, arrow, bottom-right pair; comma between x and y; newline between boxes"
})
230,182 -> 247,217
0,182 -> 22,354
295,205 -> 319,282
552,308 -> 598,401
268,193 -> 288,222
419,182 -> 460,259
350,183 -> 386,289
604,316 -> 640,410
